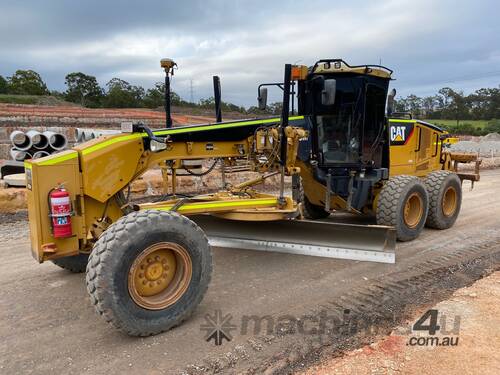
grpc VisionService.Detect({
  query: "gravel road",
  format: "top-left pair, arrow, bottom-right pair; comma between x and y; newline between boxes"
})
1,170 -> 499,375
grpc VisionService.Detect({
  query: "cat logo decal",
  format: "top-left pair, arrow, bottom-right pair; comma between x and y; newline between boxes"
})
389,122 -> 414,145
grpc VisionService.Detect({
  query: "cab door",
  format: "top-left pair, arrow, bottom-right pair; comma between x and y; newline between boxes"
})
413,123 -> 442,175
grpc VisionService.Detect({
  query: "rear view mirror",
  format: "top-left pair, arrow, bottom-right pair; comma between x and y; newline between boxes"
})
258,87 -> 268,110
321,79 -> 336,106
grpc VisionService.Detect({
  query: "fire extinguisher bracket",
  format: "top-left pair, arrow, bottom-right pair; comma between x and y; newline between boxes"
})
48,211 -> 75,218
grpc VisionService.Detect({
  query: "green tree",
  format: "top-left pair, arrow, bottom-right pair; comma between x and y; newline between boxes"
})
467,88 -> 489,120
199,96 -> 215,108
103,78 -> 144,108
50,90 -> 65,99
199,96 -> 247,114
268,102 -> 283,115
383,85 -> 500,129
171,91 -> 182,106
0,75 -> 7,94
394,97 -> 409,113
476,88 -> 500,120
437,88 -> 469,124
142,82 -> 183,108
7,69 -> 48,95
247,102 -> 282,115
143,82 -> 164,108
405,94 -> 423,117
422,95 -> 439,117
64,72 -> 104,107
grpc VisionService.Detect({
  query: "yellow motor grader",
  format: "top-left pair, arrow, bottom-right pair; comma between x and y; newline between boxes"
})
24,59 -> 479,336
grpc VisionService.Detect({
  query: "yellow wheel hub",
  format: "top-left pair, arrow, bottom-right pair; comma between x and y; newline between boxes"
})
403,192 -> 423,229
442,186 -> 457,217
134,249 -> 176,297
128,242 -> 192,310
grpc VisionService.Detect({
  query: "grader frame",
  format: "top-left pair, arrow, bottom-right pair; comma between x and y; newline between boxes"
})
24,58 -> 479,336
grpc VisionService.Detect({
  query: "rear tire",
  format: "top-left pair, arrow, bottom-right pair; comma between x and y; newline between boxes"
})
86,210 -> 212,336
425,171 -> 462,229
52,253 -> 89,273
292,175 -> 330,220
376,175 -> 428,242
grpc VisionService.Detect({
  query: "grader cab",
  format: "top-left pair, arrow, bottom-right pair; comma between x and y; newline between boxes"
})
24,58 -> 479,336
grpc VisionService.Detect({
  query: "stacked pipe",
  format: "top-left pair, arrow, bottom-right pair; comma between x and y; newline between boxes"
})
75,128 -> 121,143
9,130 -> 68,161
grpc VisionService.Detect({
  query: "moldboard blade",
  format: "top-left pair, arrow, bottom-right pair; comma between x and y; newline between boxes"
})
191,215 -> 396,264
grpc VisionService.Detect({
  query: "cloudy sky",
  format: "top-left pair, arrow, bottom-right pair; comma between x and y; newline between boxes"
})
0,0 -> 499,106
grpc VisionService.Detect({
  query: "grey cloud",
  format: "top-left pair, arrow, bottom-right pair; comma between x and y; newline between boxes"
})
0,0 -> 498,106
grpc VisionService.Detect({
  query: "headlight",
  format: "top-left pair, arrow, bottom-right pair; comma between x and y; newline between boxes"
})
150,140 -> 167,152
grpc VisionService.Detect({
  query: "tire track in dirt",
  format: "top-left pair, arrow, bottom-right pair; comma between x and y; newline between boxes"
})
1,170 -> 499,375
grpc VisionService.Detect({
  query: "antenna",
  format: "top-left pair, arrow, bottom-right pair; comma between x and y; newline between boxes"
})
160,58 -> 177,128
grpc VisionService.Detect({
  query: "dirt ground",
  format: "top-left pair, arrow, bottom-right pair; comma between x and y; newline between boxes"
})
0,170 -> 499,374
300,271 -> 500,375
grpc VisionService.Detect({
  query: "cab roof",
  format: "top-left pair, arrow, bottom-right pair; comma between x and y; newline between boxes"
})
311,59 -> 393,79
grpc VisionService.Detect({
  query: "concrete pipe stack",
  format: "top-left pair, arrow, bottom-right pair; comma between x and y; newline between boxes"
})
75,128 -> 121,143
9,130 -> 68,161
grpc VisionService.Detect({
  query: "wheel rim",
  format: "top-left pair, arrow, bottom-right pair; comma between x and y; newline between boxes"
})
442,186 -> 457,217
403,192 -> 424,229
128,242 -> 192,310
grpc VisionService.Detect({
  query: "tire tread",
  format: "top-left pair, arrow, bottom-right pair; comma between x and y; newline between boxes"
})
376,175 -> 428,241
425,170 -> 461,229
85,210 -> 212,336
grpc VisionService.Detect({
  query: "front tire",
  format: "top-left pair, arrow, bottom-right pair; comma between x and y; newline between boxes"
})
376,175 -> 429,242
86,210 -> 212,336
425,171 -> 462,229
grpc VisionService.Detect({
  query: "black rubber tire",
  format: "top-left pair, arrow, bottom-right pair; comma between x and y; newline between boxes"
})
425,171 -> 462,229
292,175 -> 330,220
51,253 -> 89,273
85,210 -> 212,336
303,197 -> 331,219
376,175 -> 429,242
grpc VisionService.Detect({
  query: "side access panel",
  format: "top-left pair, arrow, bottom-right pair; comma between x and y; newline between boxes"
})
75,135 -> 144,203
25,151 -> 84,262
388,119 -> 443,177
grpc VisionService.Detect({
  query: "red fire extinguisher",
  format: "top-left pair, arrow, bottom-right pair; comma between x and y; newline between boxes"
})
49,186 -> 73,238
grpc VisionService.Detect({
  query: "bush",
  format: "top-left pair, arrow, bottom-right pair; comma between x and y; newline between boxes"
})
484,119 -> 500,134
441,122 -> 488,136
0,75 -> 7,94
0,94 -> 39,104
